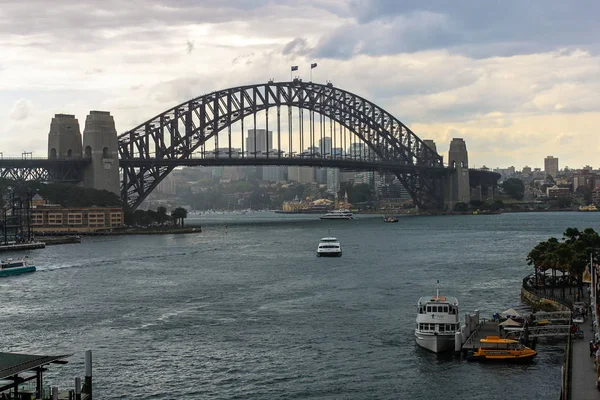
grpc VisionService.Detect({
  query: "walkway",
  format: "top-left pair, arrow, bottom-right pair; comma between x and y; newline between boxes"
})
571,314 -> 598,398
565,290 -> 598,399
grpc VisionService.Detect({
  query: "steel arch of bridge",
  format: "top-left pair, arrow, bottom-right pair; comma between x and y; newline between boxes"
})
119,80 -> 446,210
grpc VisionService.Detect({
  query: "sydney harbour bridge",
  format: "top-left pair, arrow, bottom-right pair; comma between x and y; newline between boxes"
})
0,80 -> 499,210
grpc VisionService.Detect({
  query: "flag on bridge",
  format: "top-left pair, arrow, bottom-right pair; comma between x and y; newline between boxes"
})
291,65 -> 298,71
311,63 -> 317,69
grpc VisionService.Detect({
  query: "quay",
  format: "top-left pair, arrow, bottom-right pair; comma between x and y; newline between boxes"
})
38,236 -> 81,246
0,241 -> 45,252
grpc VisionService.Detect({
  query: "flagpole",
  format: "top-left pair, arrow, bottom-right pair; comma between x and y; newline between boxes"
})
310,66 -> 312,82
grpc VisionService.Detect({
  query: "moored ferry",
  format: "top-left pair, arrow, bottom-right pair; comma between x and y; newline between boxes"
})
0,257 -> 36,277
415,283 -> 461,353
578,204 -> 598,212
467,336 -> 537,362
319,209 -> 354,220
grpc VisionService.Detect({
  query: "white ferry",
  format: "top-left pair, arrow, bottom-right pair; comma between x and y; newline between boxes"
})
319,209 -> 354,220
415,283 -> 461,353
316,237 -> 342,257
0,257 -> 36,277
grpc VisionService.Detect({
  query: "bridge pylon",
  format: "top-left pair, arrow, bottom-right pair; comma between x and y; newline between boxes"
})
48,114 -> 83,160
445,138 -> 471,209
81,111 -> 120,195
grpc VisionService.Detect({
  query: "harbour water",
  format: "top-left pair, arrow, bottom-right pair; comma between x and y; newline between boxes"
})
1,211 -> 599,399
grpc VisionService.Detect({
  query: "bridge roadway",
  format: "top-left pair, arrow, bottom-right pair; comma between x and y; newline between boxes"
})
0,156 -> 500,187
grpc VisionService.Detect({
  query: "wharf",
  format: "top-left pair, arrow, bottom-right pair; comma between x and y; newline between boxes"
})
0,241 -> 45,252
39,236 -> 81,245
461,320 -> 500,351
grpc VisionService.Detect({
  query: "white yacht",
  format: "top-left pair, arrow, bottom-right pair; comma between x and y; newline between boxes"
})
319,209 -> 354,220
415,284 -> 461,353
316,237 -> 342,257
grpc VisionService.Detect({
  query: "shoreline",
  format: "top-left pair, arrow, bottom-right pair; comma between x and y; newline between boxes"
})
35,227 -> 202,237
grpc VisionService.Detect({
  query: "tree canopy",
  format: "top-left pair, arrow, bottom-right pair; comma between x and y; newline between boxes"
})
501,178 -> 525,200
527,227 -> 600,297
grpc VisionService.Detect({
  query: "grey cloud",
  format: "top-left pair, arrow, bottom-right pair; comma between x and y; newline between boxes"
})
314,0 -> 600,58
314,11 -> 457,59
282,37 -> 311,56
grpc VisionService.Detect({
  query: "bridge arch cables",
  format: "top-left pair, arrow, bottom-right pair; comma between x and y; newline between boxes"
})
118,80 -> 446,210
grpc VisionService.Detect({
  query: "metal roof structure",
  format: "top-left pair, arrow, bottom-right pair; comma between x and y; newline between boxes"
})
0,352 -> 71,380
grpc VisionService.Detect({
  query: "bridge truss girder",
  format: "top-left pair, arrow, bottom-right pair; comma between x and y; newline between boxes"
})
119,81 -> 445,210
0,160 -> 89,183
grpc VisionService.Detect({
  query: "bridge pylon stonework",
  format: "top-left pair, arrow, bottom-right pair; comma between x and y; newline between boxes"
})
81,111 -> 120,194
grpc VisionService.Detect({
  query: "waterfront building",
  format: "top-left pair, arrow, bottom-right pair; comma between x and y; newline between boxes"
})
546,185 -> 570,198
522,166 -> 532,175
544,156 -> 559,178
30,196 -> 123,233
592,188 -> 600,205
573,167 -> 598,192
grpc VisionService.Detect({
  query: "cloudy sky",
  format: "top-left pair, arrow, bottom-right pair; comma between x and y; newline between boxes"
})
1,0 -> 599,169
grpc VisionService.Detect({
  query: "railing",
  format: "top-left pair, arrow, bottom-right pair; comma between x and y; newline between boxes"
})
522,275 -> 573,309
560,331 -> 572,400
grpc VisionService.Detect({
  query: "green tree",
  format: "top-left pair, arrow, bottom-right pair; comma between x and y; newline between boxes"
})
501,178 -> 525,200
156,206 -> 169,225
171,207 -> 188,227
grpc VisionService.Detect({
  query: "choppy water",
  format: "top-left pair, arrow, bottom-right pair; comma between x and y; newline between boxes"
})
2,211 -> 599,399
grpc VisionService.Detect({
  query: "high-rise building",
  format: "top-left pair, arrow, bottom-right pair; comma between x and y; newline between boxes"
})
319,137 -> 332,156
246,129 -> 272,156
544,156 -> 559,178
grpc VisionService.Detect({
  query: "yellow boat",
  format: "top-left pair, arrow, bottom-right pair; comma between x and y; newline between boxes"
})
467,336 -> 537,362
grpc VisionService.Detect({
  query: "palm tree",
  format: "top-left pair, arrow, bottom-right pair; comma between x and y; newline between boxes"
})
563,228 -> 600,299
554,241 -> 574,298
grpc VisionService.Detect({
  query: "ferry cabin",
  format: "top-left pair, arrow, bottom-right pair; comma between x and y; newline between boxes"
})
416,300 -> 461,335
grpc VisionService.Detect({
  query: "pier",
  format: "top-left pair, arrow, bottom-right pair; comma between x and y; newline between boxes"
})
0,241 -> 45,252
0,350 -> 93,399
459,310 -> 572,354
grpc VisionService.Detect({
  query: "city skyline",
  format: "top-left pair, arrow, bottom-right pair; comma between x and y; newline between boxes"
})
1,1 -> 599,169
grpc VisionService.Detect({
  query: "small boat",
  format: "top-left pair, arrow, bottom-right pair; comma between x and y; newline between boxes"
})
0,257 -> 36,277
415,282 -> 461,353
319,209 -> 354,220
316,237 -> 342,257
579,204 -> 598,212
467,336 -> 537,362
383,215 -> 398,223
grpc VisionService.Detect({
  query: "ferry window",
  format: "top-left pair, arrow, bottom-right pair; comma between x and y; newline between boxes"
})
444,306 -> 448,313
432,306 -> 437,313
426,306 -> 431,312
446,324 -> 451,331
419,307 -> 423,314
439,324 -> 445,332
